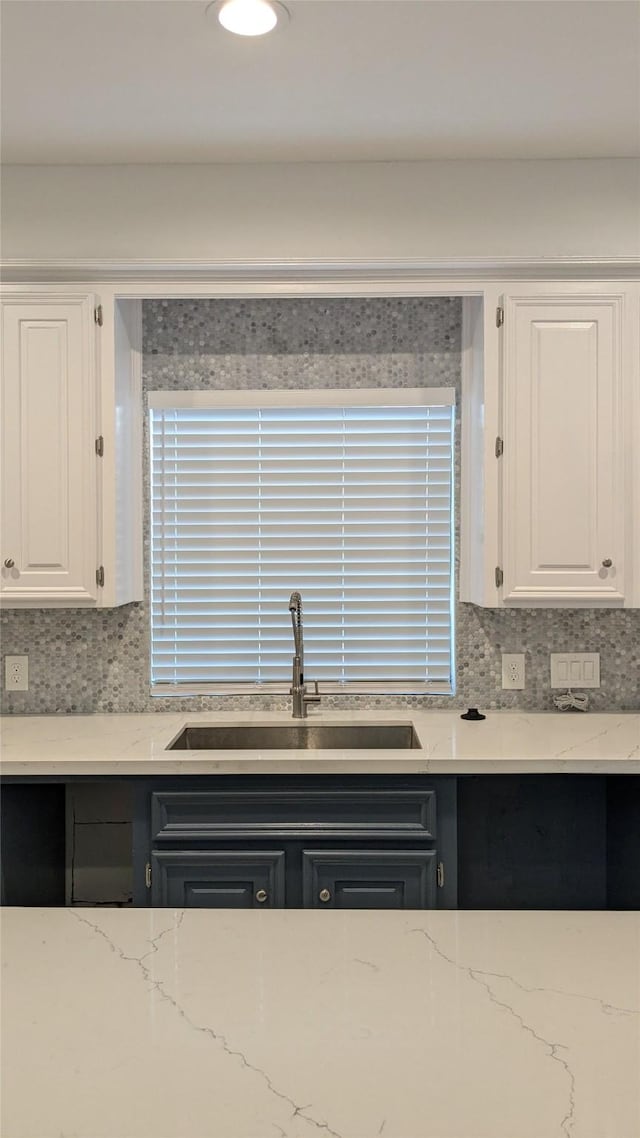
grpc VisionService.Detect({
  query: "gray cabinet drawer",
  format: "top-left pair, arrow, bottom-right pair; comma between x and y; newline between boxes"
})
151,789 -> 436,841
302,849 -> 437,909
151,849 -> 285,908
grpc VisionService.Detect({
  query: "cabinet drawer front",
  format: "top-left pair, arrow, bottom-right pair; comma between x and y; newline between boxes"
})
151,790 -> 436,841
151,849 -> 285,908
302,849 -> 437,909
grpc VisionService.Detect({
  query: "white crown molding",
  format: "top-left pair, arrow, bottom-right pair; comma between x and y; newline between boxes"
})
1,256 -> 639,288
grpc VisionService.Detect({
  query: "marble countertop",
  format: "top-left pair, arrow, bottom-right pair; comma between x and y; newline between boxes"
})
1,907 -> 638,1138
1,709 -> 639,776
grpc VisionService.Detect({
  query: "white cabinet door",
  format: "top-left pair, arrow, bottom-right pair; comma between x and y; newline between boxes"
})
1,295 -> 99,605
501,295 -> 625,604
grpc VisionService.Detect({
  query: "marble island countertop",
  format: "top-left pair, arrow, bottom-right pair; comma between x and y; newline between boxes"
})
0,709 -> 639,776
1,906 -> 638,1138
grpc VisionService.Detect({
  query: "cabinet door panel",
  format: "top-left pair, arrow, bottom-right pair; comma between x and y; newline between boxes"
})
151,849 -> 285,908
1,296 -> 98,604
503,296 -> 625,604
302,849 -> 437,909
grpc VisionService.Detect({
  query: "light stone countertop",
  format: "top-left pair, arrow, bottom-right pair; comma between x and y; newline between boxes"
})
1,709 -> 639,776
1,906 -> 638,1138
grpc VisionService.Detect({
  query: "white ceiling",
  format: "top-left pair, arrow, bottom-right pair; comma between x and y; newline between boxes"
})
2,0 -> 639,164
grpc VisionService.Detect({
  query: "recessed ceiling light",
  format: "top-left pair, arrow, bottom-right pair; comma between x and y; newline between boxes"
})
209,0 -> 289,37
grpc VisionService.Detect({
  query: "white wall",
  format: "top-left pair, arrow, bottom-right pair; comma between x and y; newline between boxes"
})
2,159 -> 639,263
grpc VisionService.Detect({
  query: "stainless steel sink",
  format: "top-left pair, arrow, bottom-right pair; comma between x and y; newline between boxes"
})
167,723 -> 421,750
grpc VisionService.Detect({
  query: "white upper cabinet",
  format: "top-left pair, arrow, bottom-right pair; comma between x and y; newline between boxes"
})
0,291 -> 142,607
502,294 -> 625,604
1,295 -> 98,604
461,286 -> 639,608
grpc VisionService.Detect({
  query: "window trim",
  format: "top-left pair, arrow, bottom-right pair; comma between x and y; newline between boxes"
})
148,388 -> 455,411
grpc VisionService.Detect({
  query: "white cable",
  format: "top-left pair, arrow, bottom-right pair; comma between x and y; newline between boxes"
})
553,689 -> 590,712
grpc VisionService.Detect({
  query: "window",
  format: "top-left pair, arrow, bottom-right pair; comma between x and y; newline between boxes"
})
149,388 -> 455,695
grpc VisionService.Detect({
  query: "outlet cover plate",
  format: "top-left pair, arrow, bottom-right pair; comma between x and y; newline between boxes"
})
5,655 -> 28,692
502,653 -> 525,690
550,653 -> 600,689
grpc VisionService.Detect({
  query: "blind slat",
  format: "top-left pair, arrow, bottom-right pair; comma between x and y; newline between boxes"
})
150,399 -> 454,690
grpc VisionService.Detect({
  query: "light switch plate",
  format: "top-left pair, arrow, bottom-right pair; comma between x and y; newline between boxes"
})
550,653 -> 600,689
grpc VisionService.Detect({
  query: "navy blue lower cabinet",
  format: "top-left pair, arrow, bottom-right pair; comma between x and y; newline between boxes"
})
134,775 -> 457,911
150,849 -> 286,908
302,849 -> 438,909
4,772 -> 640,910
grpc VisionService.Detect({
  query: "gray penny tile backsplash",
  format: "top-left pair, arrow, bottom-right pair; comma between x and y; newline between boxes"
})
2,297 -> 639,714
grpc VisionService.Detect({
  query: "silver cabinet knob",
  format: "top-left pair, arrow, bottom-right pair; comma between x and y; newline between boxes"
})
4,558 -> 15,569
319,888 -> 331,903
602,559 -> 613,568
255,889 -> 268,903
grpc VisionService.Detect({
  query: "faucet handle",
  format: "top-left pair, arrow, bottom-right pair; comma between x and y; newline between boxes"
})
303,682 -> 321,709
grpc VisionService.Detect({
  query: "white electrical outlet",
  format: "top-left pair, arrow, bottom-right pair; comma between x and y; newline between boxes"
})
502,653 -> 525,690
5,655 -> 28,692
550,653 -> 600,689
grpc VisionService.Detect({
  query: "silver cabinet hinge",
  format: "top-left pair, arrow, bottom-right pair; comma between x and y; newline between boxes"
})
495,436 -> 504,458
496,305 -> 504,328
145,862 -> 152,889
96,566 -> 105,588
495,566 -> 504,588
437,862 -> 445,889
94,304 -> 103,327
95,435 -> 104,457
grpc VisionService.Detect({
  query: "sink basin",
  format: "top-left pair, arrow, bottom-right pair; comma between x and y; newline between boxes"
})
167,723 -> 421,750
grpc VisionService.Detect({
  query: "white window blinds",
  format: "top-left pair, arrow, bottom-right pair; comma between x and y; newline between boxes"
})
149,389 -> 455,694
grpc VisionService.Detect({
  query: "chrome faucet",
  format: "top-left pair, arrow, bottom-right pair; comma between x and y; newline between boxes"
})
288,591 -> 321,719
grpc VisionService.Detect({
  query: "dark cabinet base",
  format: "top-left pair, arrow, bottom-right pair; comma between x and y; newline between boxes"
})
135,775 -> 457,911
1,784 -> 66,906
457,775 -> 609,910
2,772 -> 639,910
607,776 -> 640,909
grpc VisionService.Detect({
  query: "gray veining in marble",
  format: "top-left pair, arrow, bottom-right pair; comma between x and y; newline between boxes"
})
2,298 -> 638,714
2,907 -> 638,1138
